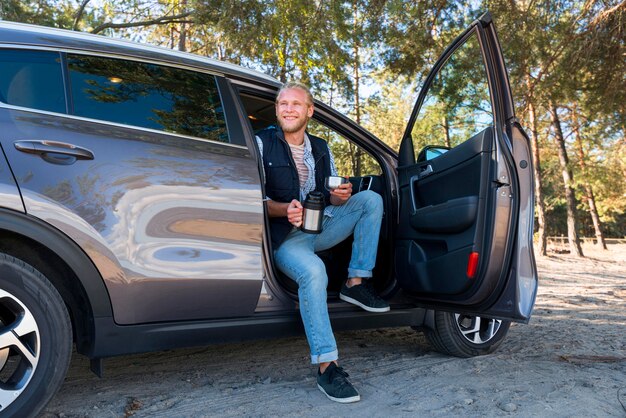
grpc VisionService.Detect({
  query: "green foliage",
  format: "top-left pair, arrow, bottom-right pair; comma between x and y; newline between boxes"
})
569,1 -> 625,128
410,32 -> 493,154
381,0 -> 475,79
0,0 -> 76,28
193,0 -> 354,95
361,73 -> 414,150
308,119 -> 381,177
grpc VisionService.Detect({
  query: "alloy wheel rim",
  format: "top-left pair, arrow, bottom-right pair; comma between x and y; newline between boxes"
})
0,289 -> 40,411
454,314 -> 502,345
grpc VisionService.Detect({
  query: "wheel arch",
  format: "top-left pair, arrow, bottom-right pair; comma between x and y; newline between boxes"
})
0,208 -> 112,356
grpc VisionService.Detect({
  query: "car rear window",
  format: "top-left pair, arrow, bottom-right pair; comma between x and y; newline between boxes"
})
67,54 -> 228,143
0,49 -> 66,113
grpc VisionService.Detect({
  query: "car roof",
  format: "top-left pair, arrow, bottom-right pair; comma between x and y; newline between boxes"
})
0,20 -> 280,86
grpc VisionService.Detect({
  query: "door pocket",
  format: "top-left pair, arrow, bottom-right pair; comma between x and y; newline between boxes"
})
395,241 -> 473,294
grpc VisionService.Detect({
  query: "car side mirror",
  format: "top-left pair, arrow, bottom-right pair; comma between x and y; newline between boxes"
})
417,145 -> 450,162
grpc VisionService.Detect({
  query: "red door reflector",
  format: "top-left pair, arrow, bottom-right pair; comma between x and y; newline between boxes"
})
466,252 -> 479,278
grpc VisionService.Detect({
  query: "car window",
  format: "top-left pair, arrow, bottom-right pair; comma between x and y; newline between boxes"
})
410,31 -> 493,159
307,119 -> 381,177
0,49 -> 66,113
67,54 -> 228,143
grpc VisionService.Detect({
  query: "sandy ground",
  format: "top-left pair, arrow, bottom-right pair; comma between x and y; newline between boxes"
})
41,243 -> 626,417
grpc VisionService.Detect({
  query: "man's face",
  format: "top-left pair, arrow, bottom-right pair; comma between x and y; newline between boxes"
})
276,88 -> 314,134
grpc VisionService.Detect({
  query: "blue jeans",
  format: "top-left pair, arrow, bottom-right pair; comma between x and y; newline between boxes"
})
274,190 -> 383,364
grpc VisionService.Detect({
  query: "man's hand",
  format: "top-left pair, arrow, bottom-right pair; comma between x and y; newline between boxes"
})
286,199 -> 304,227
330,181 -> 352,206
267,199 -> 303,226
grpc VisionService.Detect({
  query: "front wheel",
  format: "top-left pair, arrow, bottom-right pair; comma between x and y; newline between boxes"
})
424,311 -> 511,358
0,253 -> 72,417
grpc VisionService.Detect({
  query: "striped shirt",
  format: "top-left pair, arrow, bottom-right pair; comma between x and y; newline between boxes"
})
288,142 -> 309,191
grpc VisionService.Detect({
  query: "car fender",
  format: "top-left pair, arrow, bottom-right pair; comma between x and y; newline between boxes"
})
0,208 -> 113,355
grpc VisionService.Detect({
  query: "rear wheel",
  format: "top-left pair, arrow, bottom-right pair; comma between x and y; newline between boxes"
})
425,310 -> 510,358
0,253 -> 72,417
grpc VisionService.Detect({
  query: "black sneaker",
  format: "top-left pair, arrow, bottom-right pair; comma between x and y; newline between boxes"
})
317,363 -> 360,403
339,280 -> 390,312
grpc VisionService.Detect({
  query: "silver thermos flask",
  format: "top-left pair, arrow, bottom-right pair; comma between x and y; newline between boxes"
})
301,191 -> 324,234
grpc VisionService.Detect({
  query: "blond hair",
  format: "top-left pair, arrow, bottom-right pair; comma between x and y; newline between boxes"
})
276,81 -> 314,106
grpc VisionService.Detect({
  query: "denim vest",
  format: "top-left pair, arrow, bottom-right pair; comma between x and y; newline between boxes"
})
257,126 -> 331,248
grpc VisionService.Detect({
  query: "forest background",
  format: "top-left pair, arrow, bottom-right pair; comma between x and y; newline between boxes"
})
1,0 -> 624,257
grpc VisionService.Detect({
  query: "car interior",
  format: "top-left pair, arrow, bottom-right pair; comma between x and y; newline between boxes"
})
236,91 -> 393,298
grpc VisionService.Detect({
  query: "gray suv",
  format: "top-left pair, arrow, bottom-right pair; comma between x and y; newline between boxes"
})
0,14 -> 537,417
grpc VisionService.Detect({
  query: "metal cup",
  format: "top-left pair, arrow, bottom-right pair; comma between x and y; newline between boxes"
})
324,176 -> 348,191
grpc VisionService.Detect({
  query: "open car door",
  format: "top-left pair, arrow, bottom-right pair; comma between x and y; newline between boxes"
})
395,13 -> 537,322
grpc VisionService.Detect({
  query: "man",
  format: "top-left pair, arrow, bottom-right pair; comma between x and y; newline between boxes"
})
255,81 -> 389,403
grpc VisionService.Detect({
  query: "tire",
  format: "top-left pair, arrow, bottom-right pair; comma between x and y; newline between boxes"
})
0,253 -> 72,418
424,310 -> 511,358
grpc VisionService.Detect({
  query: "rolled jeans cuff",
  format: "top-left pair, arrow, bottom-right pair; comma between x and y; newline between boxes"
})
347,268 -> 372,279
311,349 -> 338,365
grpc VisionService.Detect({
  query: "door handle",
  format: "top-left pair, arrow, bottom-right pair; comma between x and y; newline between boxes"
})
14,140 -> 94,164
408,165 -> 434,214
409,175 -> 420,214
418,164 -> 433,179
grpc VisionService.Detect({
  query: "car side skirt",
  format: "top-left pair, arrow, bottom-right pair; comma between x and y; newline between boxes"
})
87,308 -> 426,359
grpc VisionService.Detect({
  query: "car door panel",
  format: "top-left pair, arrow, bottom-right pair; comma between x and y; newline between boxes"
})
396,128 -> 496,296
0,51 -> 267,324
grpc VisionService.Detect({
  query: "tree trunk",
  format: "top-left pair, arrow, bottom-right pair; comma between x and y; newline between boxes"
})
528,100 -> 547,255
72,0 -> 91,30
278,40 -> 288,83
177,0 -> 188,52
216,36 -> 224,61
550,104 -> 584,257
442,115 -> 451,148
178,23 -> 187,51
571,108 -> 607,249
584,185 -> 607,248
